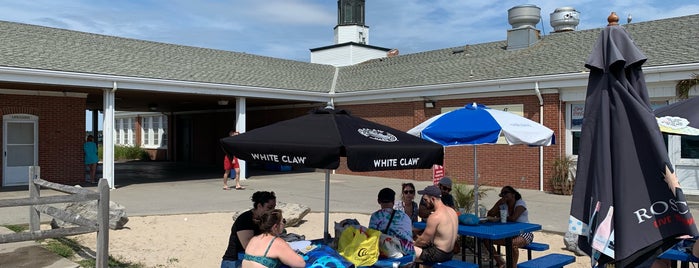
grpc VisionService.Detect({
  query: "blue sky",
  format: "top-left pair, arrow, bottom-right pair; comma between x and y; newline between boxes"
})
2,0 -> 698,130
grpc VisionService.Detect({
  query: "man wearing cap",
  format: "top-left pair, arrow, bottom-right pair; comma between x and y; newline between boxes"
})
418,177 -> 456,221
437,177 -> 456,209
414,185 -> 459,265
369,188 -> 415,256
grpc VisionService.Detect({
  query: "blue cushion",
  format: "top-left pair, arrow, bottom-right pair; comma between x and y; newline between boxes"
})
459,213 -> 479,226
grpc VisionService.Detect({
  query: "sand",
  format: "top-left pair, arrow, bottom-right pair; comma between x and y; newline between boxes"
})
71,212 -> 590,267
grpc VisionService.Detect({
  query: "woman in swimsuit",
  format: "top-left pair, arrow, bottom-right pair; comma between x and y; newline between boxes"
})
242,209 -> 305,268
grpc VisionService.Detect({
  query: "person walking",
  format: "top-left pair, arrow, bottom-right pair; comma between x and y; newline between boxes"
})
223,130 -> 244,190
83,135 -> 99,183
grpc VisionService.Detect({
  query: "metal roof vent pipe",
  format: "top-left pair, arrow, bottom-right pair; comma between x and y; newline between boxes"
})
550,7 -> 580,32
507,5 -> 541,50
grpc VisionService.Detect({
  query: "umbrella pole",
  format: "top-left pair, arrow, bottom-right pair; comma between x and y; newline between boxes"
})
474,146 -> 479,217
324,169 -> 330,242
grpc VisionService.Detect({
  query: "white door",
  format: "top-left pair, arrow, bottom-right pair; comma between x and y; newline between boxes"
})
3,114 -> 38,187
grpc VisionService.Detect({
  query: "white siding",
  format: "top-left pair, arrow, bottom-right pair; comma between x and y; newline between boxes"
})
311,45 -> 387,67
334,25 -> 369,44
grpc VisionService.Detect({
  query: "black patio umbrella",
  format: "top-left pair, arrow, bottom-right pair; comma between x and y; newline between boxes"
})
220,106 -> 444,238
655,96 -> 699,136
568,13 -> 697,267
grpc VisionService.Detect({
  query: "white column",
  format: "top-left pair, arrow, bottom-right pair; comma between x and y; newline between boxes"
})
236,97 -> 247,179
102,83 -> 116,188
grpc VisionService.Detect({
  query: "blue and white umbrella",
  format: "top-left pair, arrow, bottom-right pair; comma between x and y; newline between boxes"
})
408,103 -> 555,215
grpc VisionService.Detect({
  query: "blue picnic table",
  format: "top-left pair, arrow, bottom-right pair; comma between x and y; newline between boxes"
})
414,221 -> 542,268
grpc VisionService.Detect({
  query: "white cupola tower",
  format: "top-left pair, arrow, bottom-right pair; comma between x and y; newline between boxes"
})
335,0 -> 368,44
310,0 -> 392,67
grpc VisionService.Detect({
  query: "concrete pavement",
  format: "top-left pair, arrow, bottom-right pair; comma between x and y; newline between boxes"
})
1,161 -> 698,235
2,161 -> 698,268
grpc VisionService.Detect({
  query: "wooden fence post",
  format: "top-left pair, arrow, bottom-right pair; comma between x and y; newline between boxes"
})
96,178 -> 110,268
28,166 -> 41,232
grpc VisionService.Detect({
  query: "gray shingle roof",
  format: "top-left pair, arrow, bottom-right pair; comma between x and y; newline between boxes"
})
1,14 -> 698,94
335,14 -> 699,92
0,20 -> 336,92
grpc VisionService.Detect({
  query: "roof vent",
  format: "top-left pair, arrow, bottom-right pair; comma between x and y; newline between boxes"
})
387,49 -> 399,57
506,5 -> 541,50
550,7 -> 580,32
508,5 -> 541,29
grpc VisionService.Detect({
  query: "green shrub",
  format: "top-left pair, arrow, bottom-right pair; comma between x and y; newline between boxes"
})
2,224 -> 28,233
78,256 -> 146,268
43,239 -> 75,258
114,145 -> 149,160
453,183 -> 492,213
100,145 -> 149,161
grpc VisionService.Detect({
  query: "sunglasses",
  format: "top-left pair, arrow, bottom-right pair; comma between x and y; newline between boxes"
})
403,190 -> 415,194
499,191 -> 511,197
440,185 -> 452,192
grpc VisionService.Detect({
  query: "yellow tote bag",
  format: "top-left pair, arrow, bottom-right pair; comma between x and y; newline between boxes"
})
337,226 -> 380,266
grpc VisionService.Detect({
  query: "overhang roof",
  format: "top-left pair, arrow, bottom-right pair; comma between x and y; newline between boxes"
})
1,14 -> 698,111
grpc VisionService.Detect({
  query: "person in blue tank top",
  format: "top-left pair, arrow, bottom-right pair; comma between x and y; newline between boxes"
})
242,209 -> 305,268
83,135 -> 99,183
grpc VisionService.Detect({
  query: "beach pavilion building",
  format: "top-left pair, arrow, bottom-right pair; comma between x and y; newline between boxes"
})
1,2 -> 697,194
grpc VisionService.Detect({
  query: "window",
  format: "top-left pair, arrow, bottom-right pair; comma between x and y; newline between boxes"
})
569,101 -> 672,156
114,119 -> 122,145
682,136 -> 699,159
141,115 -> 167,148
569,103 -> 584,155
114,118 -> 136,146
128,118 -> 135,145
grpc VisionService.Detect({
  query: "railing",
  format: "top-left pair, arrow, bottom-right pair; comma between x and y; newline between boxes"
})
0,166 -> 109,267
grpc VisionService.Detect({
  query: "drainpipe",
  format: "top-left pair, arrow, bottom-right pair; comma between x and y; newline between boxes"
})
534,82 -> 544,191
328,68 -> 338,109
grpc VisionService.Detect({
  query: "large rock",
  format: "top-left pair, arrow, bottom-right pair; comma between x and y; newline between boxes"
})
231,202 -> 310,227
563,231 -> 587,256
50,200 -> 129,230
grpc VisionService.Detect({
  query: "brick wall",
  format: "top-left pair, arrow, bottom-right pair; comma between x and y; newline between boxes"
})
0,94 -> 85,187
332,94 -> 566,191
190,97 -> 566,192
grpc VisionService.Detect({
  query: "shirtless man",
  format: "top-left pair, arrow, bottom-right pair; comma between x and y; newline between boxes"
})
414,185 -> 459,266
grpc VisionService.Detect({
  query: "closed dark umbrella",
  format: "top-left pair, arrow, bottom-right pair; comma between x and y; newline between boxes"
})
568,13 -> 697,267
220,106 -> 444,238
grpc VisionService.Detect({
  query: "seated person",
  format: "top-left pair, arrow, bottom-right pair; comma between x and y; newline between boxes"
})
418,177 -> 457,222
394,183 -> 419,223
414,185 -> 459,266
485,186 -> 532,268
369,188 -> 415,256
242,209 -> 305,268
222,191 -> 278,268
